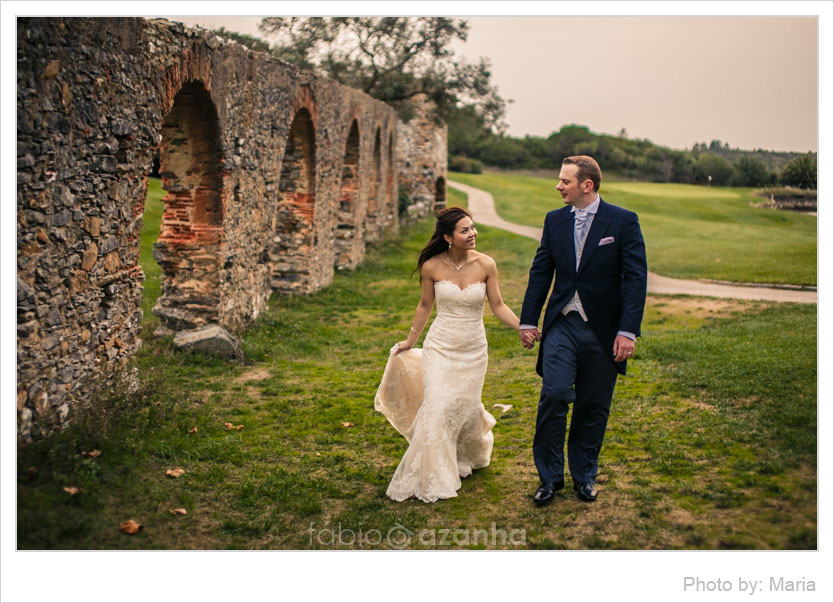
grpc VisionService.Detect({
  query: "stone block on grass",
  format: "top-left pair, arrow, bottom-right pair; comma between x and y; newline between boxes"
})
173,324 -> 243,360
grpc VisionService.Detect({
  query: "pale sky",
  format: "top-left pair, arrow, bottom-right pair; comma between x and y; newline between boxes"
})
169,15 -> 818,152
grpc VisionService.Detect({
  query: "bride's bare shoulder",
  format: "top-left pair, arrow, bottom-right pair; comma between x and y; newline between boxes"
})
423,255 -> 443,269
472,251 -> 496,267
421,255 -> 443,279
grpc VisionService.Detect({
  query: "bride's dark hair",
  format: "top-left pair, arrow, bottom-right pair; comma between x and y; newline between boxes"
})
414,207 -> 472,278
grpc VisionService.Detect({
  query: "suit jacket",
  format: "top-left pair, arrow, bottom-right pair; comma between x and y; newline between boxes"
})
520,198 -> 647,376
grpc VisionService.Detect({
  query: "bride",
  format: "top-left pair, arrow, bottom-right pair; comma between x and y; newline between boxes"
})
375,207 -> 525,502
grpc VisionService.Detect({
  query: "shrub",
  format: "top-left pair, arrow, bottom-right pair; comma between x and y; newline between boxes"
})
693,152 -> 737,186
398,186 -> 411,217
734,156 -> 774,187
780,153 -> 817,189
449,155 -> 483,174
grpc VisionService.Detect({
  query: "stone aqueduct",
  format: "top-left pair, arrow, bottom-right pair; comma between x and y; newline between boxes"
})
16,17 -> 448,442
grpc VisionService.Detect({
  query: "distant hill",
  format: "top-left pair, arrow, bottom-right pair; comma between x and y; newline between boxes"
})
689,140 -> 804,171
448,115 -> 816,189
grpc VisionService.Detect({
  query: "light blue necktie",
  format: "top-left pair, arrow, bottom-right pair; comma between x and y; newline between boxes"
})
574,210 -> 591,268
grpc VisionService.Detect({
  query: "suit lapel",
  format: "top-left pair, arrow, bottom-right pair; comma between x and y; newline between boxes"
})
577,200 -> 611,276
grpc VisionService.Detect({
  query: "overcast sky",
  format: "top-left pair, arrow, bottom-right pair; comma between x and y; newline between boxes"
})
168,15 -> 818,152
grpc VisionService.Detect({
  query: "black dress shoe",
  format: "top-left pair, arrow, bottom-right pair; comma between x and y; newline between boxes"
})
576,482 -> 597,502
533,480 -> 564,506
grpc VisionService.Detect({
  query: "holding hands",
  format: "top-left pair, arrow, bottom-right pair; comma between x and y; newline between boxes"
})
519,327 -> 541,349
518,328 -> 636,360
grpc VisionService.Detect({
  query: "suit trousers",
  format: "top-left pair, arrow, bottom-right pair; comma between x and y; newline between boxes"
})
533,311 -> 619,485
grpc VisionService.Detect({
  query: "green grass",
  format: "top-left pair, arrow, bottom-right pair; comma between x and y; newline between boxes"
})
449,171 -> 817,286
16,182 -> 816,549
139,177 -> 163,331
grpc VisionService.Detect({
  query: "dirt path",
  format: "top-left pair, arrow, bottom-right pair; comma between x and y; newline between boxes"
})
448,180 -> 817,304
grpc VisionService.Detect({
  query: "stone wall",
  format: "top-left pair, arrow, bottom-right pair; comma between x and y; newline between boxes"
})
396,94 -> 449,217
16,17 -> 404,442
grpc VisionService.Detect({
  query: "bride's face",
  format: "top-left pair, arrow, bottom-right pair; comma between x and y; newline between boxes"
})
447,217 -> 477,251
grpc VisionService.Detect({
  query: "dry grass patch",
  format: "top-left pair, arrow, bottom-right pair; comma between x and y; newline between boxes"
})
234,367 -> 272,384
647,295 -> 763,320
684,397 -> 717,411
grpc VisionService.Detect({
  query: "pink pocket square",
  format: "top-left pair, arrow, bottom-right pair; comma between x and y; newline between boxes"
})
598,236 -> 615,246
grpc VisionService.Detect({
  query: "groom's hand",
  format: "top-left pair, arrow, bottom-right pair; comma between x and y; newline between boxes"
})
519,328 -> 540,349
613,335 -> 635,362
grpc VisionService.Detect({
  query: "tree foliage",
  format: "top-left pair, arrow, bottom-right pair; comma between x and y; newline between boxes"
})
780,153 -> 817,189
212,27 -> 272,53
450,123 -> 810,189
735,156 -> 775,187
256,17 -> 508,129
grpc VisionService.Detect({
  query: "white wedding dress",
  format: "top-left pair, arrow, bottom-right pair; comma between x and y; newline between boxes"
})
375,280 -> 497,502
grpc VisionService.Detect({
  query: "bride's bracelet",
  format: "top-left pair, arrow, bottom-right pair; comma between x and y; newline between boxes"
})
410,327 -> 419,335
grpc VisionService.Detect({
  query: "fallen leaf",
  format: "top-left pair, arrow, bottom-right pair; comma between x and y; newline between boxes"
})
120,520 -> 143,535
235,424 -> 244,430
81,449 -> 101,458
224,422 -> 244,430
166,467 -> 186,478
63,486 -> 81,495
169,508 -> 187,516
187,426 -> 198,434
315,452 -> 321,457
341,422 -> 354,428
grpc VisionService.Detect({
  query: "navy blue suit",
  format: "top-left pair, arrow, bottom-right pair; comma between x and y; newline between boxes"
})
520,199 -> 647,485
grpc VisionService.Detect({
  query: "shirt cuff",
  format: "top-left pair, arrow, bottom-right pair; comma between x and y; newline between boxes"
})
617,331 -> 636,341
520,324 -> 538,331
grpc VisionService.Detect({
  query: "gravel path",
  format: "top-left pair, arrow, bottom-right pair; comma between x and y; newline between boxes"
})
448,180 -> 817,304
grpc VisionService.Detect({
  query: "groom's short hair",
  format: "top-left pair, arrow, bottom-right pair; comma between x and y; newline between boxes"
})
563,155 -> 601,192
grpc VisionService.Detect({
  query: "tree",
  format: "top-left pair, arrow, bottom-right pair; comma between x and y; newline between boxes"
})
646,148 -> 674,182
734,156 -> 772,187
780,153 -> 817,189
257,17 -> 508,130
212,27 -> 272,53
476,135 -> 533,169
734,155 -> 778,186
546,124 -> 595,163
693,153 -> 736,186
446,104 -> 492,158
671,153 -> 697,184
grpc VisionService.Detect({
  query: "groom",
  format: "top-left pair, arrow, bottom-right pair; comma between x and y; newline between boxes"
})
519,155 -> 647,505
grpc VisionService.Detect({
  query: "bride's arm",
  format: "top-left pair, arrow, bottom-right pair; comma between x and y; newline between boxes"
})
393,264 -> 436,354
484,257 -> 521,330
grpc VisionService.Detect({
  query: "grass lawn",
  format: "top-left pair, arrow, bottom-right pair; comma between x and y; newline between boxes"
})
449,171 -> 817,286
139,176 -> 163,326
17,182 -> 816,550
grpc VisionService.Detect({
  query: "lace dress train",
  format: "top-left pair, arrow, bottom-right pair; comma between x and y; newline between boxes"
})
375,280 -> 496,503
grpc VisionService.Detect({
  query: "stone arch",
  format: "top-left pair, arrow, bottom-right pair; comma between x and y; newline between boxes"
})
335,118 -> 361,269
270,106 -> 317,292
435,176 -> 447,211
365,126 -> 382,239
151,79 -> 225,332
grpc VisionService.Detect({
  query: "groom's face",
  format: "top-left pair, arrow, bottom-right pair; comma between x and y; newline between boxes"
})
556,164 -> 591,207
